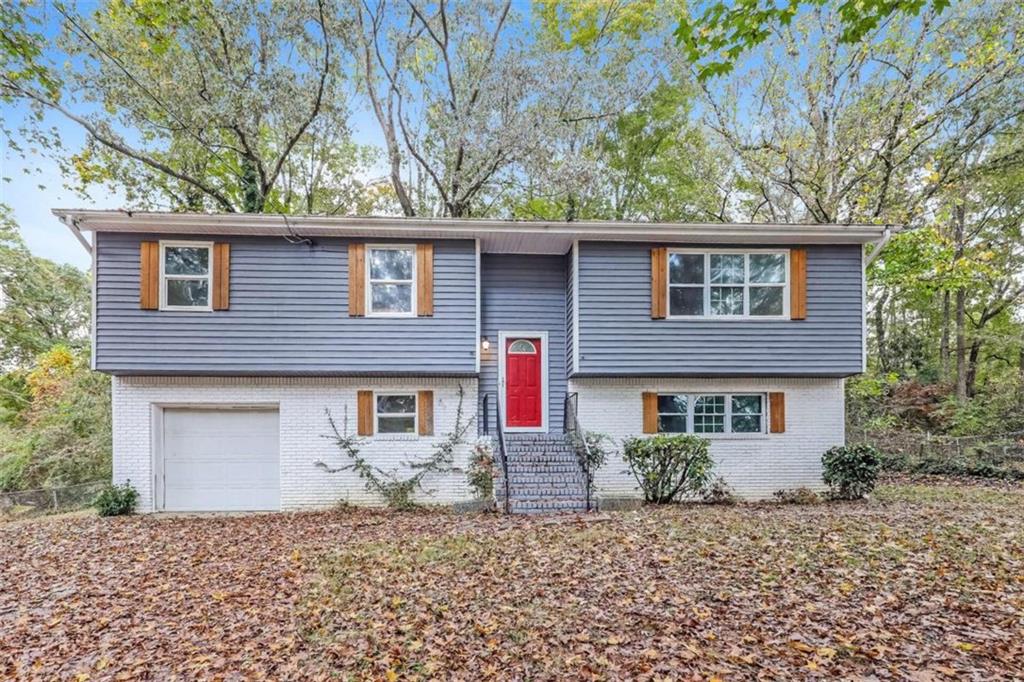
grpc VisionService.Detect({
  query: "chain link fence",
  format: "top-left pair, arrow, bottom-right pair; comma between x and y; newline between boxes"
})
852,428 -> 1024,479
0,481 -> 106,519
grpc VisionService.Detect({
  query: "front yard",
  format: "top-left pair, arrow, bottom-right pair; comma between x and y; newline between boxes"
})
2,478 -> 1022,680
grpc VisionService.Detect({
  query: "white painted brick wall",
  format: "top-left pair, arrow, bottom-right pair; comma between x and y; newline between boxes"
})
570,377 -> 845,500
111,376 -> 479,512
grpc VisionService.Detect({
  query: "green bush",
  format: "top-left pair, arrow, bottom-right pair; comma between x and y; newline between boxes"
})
822,444 -> 881,500
467,440 -> 495,501
623,434 -> 713,503
93,481 -> 138,517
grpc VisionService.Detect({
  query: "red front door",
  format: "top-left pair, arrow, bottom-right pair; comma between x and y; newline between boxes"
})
505,338 -> 543,428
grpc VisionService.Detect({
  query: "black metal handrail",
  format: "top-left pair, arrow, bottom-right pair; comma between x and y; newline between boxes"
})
481,393 -> 511,514
563,392 -> 594,512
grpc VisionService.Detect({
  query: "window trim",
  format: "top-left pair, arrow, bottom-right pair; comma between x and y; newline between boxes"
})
507,339 -> 537,354
365,244 -> 417,318
373,392 -> 418,435
656,392 -> 767,436
159,240 -> 214,312
666,249 -> 790,320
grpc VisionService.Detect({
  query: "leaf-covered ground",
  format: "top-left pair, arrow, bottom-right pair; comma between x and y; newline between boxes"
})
2,478 -> 1022,680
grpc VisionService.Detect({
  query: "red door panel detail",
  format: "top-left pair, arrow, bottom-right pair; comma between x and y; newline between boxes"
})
505,338 -> 542,428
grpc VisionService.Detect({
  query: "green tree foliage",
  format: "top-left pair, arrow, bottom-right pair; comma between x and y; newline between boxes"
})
2,0 -> 382,214
0,205 -> 90,367
0,346 -> 111,492
698,1 -> 1024,436
0,210 -> 107,492
676,0 -> 951,80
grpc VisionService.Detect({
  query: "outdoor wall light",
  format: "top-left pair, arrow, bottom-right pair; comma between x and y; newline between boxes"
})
481,338 -> 490,351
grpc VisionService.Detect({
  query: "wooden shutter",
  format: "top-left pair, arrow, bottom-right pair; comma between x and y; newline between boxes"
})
139,241 -> 159,310
348,243 -> 366,317
417,243 -> 434,317
642,392 -> 658,434
212,243 -> 230,310
650,247 -> 667,319
769,392 -> 786,433
790,248 -> 807,320
357,390 -> 374,436
417,390 -> 434,436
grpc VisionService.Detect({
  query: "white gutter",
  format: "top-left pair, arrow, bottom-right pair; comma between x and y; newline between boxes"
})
51,209 -> 892,244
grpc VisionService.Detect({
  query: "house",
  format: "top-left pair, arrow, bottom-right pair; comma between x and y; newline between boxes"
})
55,210 -> 889,513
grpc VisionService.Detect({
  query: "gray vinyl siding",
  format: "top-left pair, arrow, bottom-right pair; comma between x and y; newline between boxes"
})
94,232 -> 477,375
576,242 -> 863,376
479,254 -> 568,433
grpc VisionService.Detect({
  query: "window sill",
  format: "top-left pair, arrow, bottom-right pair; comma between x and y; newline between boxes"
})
664,316 -> 789,321
372,434 -> 422,442
660,433 -> 769,440
159,306 -> 213,313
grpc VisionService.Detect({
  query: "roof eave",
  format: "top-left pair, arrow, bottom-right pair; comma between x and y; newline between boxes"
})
52,209 -> 897,248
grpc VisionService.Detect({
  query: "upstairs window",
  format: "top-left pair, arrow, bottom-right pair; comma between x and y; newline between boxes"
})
657,393 -> 765,434
367,246 -> 415,316
160,241 -> 212,310
668,251 -> 788,318
376,393 -> 417,434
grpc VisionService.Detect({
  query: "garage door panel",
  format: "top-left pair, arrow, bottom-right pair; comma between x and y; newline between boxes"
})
162,408 -> 280,512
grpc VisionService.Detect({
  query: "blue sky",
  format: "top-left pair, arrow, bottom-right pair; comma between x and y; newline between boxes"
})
1,1 -> 390,271
1,97 -> 387,270
1,102 -> 110,269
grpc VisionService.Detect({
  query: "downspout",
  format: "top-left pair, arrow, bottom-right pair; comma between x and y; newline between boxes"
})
57,215 -> 97,370
861,225 -> 894,375
864,225 -> 893,267
58,215 -> 93,255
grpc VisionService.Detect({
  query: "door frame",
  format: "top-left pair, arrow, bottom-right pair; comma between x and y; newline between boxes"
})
152,402 -> 281,512
498,330 -> 549,433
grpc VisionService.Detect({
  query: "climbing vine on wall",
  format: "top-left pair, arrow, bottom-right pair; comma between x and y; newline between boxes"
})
317,384 -> 473,509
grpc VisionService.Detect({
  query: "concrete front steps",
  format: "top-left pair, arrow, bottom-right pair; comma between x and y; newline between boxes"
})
495,433 -> 588,514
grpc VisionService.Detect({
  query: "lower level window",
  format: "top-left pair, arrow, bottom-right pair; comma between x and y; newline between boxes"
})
376,394 -> 417,433
658,393 -> 764,434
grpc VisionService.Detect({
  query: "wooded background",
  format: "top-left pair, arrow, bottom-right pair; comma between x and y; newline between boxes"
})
1,0 -> 1021,492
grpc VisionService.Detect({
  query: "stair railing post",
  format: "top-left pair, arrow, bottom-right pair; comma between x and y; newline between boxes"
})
493,395 -> 511,514
564,392 -> 593,512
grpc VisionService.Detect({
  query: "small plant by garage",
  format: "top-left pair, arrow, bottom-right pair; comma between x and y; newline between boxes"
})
467,438 -> 496,502
93,481 -> 138,517
622,434 -> 713,503
822,444 -> 881,500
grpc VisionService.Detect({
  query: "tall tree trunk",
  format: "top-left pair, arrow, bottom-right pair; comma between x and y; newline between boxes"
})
966,338 -> 982,398
1018,346 -> 1024,409
939,290 -> 951,382
241,156 -> 263,213
955,287 -> 968,402
565,194 -> 578,223
874,290 -> 889,372
953,202 -> 968,402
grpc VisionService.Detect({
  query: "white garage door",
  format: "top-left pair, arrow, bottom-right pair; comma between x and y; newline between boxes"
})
161,408 -> 280,512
